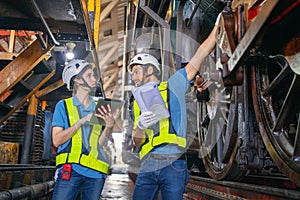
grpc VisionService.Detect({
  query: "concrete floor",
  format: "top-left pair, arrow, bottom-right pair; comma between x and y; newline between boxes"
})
101,164 -> 134,200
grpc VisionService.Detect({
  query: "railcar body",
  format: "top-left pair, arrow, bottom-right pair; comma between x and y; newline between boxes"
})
122,0 -> 300,188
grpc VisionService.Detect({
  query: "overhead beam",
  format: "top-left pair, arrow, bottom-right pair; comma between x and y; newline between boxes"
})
103,68 -> 119,90
0,39 -> 53,97
0,17 -> 87,38
0,30 -> 38,37
98,37 -> 120,51
99,41 -> 119,71
0,52 -> 19,60
8,30 -> 15,53
0,70 -> 55,125
35,79 -> 64,98
100,0 -> 119,23
102,65 -> 120,76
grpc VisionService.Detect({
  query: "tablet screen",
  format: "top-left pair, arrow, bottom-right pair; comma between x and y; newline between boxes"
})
90,98 -> 125,125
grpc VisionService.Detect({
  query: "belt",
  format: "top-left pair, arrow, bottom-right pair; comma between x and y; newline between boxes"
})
150,153 -> 186,160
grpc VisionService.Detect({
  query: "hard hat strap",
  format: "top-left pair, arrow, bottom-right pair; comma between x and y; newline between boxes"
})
78,76 -> 94,90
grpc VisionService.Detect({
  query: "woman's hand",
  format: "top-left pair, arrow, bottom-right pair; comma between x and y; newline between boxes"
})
94,104 -> 115,128
76,113 -> 93,129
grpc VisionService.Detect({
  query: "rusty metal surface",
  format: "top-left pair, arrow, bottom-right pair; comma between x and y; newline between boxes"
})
0,164 -> 55,190
184,175 -> 300,200
251,54 -> 300,187
227,0 -> 279,72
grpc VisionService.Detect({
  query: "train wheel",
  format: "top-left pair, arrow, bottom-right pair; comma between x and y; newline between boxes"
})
196,66 -> 245,180
251,54 -> 300,187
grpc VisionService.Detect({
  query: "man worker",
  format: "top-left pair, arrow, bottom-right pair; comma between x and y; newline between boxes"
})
127,14 -> 220,200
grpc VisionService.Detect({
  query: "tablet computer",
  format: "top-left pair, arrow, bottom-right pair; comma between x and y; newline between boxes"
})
90,98 -> 125,125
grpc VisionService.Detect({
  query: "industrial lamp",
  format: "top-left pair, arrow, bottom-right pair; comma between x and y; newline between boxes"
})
65,42 -> 76,60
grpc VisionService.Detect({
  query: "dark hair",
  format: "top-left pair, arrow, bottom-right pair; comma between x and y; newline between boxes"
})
142,64 -> 160,78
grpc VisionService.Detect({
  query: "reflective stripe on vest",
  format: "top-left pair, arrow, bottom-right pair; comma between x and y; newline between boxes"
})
56,97 -> 109,174
133,81 -> 186,160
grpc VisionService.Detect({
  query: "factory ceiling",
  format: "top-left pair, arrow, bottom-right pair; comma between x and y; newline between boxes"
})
0,0 -> 128,125
0,0 -> 126,112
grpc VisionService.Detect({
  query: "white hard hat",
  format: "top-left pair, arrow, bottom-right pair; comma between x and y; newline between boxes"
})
127,53 -> 160,75
62,59 -> 94,90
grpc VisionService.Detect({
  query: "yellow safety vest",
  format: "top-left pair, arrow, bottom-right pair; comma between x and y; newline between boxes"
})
133,81 -> 186,160
56,97 -> 109,174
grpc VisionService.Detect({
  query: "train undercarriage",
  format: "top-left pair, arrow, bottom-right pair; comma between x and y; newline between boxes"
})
192,0 -> 300,188
122,0 -> 300,191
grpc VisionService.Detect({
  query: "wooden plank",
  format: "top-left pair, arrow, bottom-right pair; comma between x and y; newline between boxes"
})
0,30 -> 38,37
100,0 -> 119,23
0,70 -> 55,125
0,52 -> 19,60
105,84 -> 121,99
0,39 -> 52,97
103,68 -> 119,90
102,65 -> 120,75
8,30 -> 15,53
99,42 -> 119,70
35,79 -> 64,98
98,39 -> 119,51
110,7 -> 119,34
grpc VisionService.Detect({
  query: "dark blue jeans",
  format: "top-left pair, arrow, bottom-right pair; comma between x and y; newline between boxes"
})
133,158 -> 189,200
52,169 -> 105,200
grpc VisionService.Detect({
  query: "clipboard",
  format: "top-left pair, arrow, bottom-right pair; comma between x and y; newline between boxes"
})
90,98 -> 125,125
132,82 -> 169,120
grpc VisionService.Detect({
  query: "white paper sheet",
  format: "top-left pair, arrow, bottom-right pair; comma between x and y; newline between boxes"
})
132,82 -> 170,120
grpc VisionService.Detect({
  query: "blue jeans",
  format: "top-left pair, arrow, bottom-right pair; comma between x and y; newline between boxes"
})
52,169 -> 105,200
133,158 -> 189,200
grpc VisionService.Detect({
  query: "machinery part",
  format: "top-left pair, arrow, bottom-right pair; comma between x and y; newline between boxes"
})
251,54 -> 300,187
0,181 -> 54,200
186,0 -> 202,28
196,56 -> 246,180
177,0 -> 203,64
185,175 -> 300,199
176,0 -> 225,65
138,0 -> 171,28
20,95 -> 37,164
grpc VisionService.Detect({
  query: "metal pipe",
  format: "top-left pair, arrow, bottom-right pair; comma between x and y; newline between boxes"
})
79,0 -> 104,97
31,0 -> 60,46
132,0 -> 140,44
142,0 -> 151,28
20,95 -> 38,164
0,164 -> 56,171
122,0 -> 134,121
0,181 -> 55,200
151,0 -> 166,28
139,0 -> 170,29
186,0 -> 202,27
